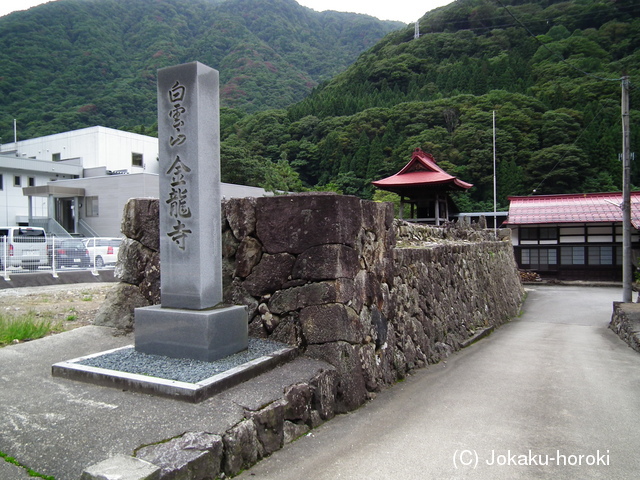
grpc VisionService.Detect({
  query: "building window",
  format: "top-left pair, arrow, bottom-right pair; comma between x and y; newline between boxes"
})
86,196 -> 99,217
132,152 -> 143,167
0,174 -> 3,191
13,176 -> 21,187
561,246 -> 585,265
520,228 -> 537,241
52,153 -> 61,162
588,246 -> 613,265
520,227 -> 557,241
521,248 -> 557,269
539,227 -> 558,240
28,177 -> 35,187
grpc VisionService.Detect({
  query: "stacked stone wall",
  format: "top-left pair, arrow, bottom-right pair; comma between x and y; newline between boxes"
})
102,194 -> 523,399
610,302 -> 640,353
94,193 -> 524,476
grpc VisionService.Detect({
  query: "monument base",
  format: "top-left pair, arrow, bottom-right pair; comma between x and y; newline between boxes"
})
135,304 -> 248,362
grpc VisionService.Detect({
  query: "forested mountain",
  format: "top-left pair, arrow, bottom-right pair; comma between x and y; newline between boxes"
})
223,0 -> 640,209
0,0 -> 402,140
3,0 -> 640,210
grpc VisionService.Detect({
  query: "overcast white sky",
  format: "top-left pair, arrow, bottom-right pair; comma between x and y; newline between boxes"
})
1,0 -> 452,23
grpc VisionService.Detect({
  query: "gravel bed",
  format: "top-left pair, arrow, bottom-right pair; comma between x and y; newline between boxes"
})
78,338 -> 290,384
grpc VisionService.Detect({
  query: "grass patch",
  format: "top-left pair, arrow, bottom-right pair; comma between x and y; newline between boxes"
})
516,292 -> 529,318
66,307 -> 78,321
0,312 -> 58,346
80,290 -> 93,302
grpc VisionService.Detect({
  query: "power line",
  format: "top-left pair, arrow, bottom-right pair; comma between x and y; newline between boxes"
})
413,0 -> 635,196
532,102 -> 611,193
484,0 -> 631,195
417,2 -> 640,38
415,1 -> 638,91
493,0 -> 623,83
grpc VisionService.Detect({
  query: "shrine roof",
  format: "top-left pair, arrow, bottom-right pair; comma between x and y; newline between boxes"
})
372,148 -> 472,192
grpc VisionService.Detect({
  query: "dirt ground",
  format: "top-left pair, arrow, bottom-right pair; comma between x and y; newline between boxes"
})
0,282 -> 117,333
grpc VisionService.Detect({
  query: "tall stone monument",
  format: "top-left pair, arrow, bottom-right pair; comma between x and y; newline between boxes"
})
134,61 -> 248,362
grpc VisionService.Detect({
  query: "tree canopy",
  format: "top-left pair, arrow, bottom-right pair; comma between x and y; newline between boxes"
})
2,0 -> 639,207
0,0 -> 401,141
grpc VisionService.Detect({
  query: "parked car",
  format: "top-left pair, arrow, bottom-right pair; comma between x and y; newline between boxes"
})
48,238 -> 91,268
83,237 -> 122,268
0,226 -> 48,270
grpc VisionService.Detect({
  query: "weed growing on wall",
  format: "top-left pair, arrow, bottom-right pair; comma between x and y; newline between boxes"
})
0,451 -> 55,479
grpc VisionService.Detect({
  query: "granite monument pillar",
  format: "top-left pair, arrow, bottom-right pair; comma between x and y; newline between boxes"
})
134,61 -> 248,362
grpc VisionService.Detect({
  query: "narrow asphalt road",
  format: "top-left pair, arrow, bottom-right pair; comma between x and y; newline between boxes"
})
237,285 -> 640,479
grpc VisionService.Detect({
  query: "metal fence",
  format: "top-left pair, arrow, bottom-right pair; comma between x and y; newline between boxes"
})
0,235 -> 122,279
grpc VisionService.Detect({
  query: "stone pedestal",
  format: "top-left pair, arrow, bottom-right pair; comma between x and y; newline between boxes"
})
135,305 -> 248,362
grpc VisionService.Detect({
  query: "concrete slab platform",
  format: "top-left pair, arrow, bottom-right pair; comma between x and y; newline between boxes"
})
0,457 -> 34,480
52,343 -> 298,403
80,454 -> 160,480
0,326 -> 328,480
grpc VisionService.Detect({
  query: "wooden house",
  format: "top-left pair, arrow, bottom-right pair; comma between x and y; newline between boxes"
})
506,192 -> 640,281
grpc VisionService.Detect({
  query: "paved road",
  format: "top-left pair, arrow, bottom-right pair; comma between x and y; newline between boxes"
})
237,286 -> 640,479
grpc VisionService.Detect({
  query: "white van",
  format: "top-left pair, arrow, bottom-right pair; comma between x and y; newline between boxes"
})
0,227 -> 48,270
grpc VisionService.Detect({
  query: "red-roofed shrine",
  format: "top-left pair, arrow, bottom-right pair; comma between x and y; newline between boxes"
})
372,148 -> 472,225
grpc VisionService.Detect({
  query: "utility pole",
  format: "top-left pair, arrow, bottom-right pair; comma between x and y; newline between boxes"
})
622,76 -> 632,302
493,110 -> 497,234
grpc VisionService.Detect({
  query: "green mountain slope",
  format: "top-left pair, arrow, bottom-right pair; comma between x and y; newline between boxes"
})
3,0 -> 639,209
233,0 -> 640,207
0,0 -> 402,141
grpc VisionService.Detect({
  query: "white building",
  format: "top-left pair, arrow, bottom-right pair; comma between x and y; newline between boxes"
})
0,126 -> 160,174
0,126 -> 271,237
0,154 -> 82,225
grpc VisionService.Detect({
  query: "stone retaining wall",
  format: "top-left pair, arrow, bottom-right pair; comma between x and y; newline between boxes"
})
610,302 -> 640,353
132,363 -> 341,479
94,193 -> 524,478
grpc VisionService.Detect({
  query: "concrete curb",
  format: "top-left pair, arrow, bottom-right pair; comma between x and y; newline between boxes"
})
0,269 -> 116,289
523,280 -> 623,288
460,326 -> 494,348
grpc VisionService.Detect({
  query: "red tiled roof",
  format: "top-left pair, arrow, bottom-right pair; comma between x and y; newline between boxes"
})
507,192 -> 640,229
372,148 -> 472,191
